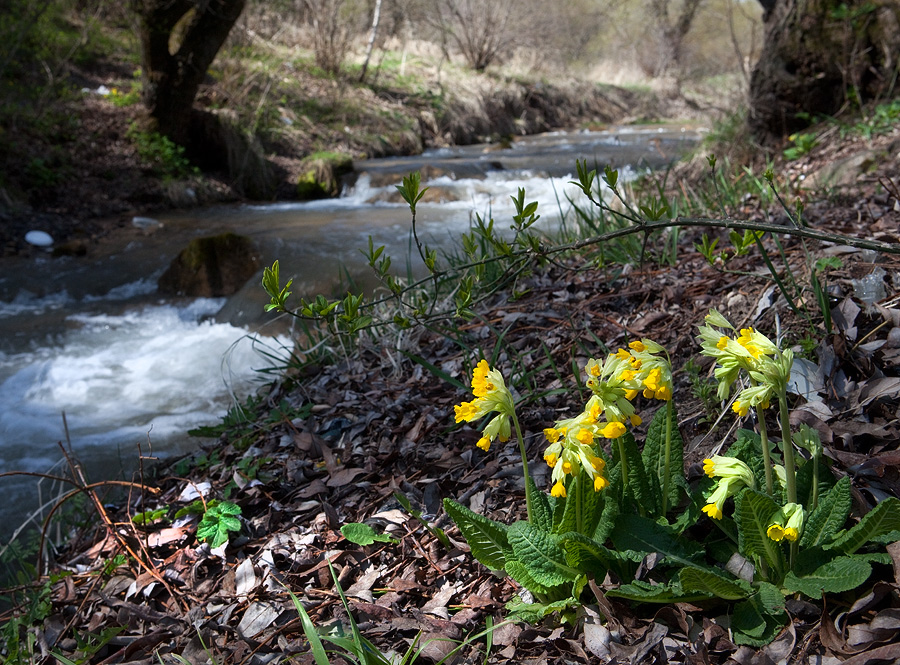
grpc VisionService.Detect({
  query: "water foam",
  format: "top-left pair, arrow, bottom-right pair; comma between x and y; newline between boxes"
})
0,299 -> 291,475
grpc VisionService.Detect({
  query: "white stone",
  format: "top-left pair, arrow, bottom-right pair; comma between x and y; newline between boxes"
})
24,230 -> 53,247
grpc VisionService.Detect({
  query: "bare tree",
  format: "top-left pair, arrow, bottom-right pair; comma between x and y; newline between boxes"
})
645,0 -> 705,76
430,0 -> 517,71
302,0 -> 358,74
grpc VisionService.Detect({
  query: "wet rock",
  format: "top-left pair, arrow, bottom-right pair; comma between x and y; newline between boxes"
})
296,152 -> 354,199
158,232 -> 259,297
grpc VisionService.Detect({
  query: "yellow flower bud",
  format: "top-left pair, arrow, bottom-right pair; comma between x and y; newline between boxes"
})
476,436 -> 491,451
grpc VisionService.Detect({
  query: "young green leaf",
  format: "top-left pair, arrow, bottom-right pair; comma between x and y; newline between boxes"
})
504,559 -> 554,596
606,579 -> 711,604
196,501 -> 242,548
443,498 -> 509,571
616,431 -> 658,515
341,523 -> 399,546
731,583 -> 787,647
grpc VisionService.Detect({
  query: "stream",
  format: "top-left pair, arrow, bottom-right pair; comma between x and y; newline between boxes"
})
0,124 -> 701,541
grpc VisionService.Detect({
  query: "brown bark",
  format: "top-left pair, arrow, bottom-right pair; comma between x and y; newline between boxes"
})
749,0 -> 900,145
131,0 -> 247,147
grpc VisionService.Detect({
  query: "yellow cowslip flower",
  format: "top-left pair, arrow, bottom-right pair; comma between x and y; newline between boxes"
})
697,310 -> 785,403
471,359 -> 495,397
551,481 -> 567,498
576,428 -> 594,445
544,427 -> 562,443
702,475 -> 747,520
767,503 -> 805,542
454,359 -> 515,452
630,414 -> 642,427
703,455 -> 755,486
600,421 -> 626,438
454,401 -> 480,423
701,456 -> 755,520
732,400 -> 749,417
627,340 -> 674,403
544,450 -> 559,468
594,475 -> 610,491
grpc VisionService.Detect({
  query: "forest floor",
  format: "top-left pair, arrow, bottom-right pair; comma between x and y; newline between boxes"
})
6,117 -> 900,664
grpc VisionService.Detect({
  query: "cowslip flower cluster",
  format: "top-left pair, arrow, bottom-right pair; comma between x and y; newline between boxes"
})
542,340 -> 672,498
697,310 -> 790,416
767,502 -> 805,542
454,360 -> 515,452
701,455 -> 756,519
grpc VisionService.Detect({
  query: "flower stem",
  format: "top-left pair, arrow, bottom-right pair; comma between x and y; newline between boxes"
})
616,436 -> 629,501
754,404 -> 774,497
512,412 -> 533,523
777,392 -> 798,569
661,400 -> 673,516
777,394 -> 798,504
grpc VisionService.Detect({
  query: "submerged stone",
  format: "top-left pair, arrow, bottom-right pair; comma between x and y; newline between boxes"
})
158,232 -> 259,297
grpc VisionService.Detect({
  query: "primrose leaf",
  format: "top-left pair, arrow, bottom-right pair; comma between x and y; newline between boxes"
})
642,402 -> 683,513
829,497 -> 900,554
678,567 -> 752,601
527,475 -> 553,533
507,520 -> 578,587
615,431 -> 658,515
783,555 -> 873,597
610,514 -> 703,570
734,489 -> 786,574
443,498 -> 509,571
505,595 -> 576,622
557,531 -> 620,577
801,475 -> 852,548
606,579 -> 712,604
504,558 -> 553,596
196,501 -> 242,549
340,523 -> 398,546
731,582 -> 787,646
553,471 -> 604,537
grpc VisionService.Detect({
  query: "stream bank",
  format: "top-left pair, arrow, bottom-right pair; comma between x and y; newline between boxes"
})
0,65 -> 678,259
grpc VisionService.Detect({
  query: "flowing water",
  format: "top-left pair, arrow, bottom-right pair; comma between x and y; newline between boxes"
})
0,124 -> 701,541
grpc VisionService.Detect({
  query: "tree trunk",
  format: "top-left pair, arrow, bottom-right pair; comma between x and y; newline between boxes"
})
749,0 -> 900,145
359,0 -> 382,83
131,0 -> 246,147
